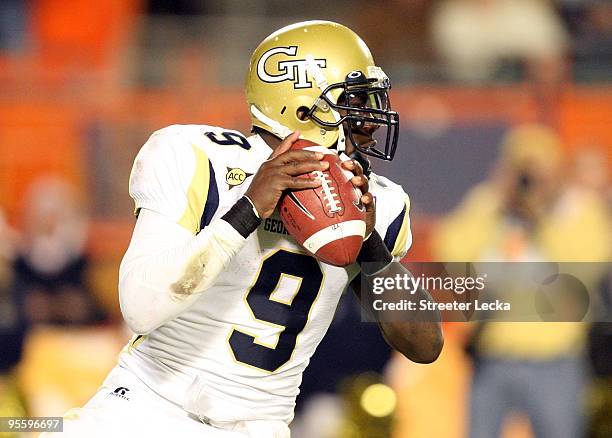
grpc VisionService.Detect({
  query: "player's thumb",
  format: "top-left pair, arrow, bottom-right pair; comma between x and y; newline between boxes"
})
270,131 -> 300,159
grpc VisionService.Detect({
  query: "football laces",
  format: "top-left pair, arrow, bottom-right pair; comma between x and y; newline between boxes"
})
313,170 -> 342,214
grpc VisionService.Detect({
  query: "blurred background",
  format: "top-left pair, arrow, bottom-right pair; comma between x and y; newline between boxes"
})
0,0 -> 610,437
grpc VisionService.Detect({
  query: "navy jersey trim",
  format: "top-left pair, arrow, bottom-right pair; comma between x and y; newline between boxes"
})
200,161 -> 219,230
383,203 -> 407,252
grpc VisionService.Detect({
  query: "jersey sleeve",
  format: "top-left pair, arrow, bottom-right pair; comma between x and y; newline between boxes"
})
129,127 -> 220,235
370,173 -> 412,260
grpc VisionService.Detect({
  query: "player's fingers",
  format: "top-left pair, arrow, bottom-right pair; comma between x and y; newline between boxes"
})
341,159 -> 364,176
282,160 -> 329,176
283,175 -> 322,190
269,131 -> 301,159
273,149 -> 324,165
351,174 -> 369,193
361,192 -> 375,211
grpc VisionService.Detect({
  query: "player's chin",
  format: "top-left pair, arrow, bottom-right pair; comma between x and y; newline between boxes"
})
351,132 -> 377,150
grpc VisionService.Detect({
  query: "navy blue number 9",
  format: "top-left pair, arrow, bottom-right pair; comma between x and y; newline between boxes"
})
229,250 -> 323,372
204,131 -> 251,150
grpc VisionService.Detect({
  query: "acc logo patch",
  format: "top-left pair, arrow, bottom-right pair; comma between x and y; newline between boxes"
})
226,167 -> 253,189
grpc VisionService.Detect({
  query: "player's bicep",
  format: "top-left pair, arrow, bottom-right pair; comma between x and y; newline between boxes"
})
119,208 -> 193,278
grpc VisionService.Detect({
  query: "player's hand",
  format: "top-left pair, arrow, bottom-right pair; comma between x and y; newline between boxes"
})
246,131 -> 327,219
342,159 -> 375,237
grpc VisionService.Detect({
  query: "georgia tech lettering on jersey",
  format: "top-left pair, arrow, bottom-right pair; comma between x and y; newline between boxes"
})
263,218 -> 290,236
256,46 -> 326,89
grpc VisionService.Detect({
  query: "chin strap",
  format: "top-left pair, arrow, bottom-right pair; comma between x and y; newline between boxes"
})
250,105 -> 293,140
305,55 -> 346,154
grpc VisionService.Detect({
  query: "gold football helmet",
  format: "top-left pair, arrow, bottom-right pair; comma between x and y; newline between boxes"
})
246,20 -> 399,161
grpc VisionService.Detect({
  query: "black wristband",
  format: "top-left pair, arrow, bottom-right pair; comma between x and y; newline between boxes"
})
357,230 -> 393,276
221,196 -> 262,238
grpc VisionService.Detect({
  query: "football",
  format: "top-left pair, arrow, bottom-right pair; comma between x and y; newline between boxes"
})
279,139 -> 367,266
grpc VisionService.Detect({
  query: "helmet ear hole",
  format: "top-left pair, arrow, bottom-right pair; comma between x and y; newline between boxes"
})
296,106 -> 310,122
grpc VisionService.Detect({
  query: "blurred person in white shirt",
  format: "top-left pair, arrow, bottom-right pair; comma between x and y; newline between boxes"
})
432,0 -> 568,81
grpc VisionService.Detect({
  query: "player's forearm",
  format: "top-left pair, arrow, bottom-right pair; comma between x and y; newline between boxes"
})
379,319 -> 444,363
119,220 -> 240,334
119,199 -> 260,334
356,232 -> 444,363
373,266 -> 444,363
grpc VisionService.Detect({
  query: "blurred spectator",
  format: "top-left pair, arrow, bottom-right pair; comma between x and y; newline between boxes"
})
432,0 -> 568,82
432,124 -> 611,438
13,177 -> 106,326
431,0 -> 570,123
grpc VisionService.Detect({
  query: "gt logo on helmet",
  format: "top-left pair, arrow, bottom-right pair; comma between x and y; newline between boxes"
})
257,46 -> 326,89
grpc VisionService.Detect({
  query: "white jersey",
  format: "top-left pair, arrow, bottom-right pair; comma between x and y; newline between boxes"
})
119,124 -> 412,425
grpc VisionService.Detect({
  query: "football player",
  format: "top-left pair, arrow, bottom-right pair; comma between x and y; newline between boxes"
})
47,20 -> 442,438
